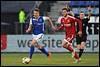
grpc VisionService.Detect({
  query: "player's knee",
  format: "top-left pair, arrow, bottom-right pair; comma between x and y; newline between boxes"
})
81,42 -> 85,45
31,39 -> 37,45
62,45 -> 66,48
81,42 -> 85,48
36,45 -> 43,49
76,45 -> 81,49
62,44 -> 68,48
81,45 -> 85,49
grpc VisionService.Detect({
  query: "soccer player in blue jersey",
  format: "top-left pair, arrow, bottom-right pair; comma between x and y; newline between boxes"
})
25,8 -> 55,64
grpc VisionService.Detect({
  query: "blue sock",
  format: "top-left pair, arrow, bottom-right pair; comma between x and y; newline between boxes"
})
39,47 -> 49,56
29,46 -> 35,59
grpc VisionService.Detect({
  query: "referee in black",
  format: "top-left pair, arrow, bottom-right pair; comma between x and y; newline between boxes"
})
76,10 -> 92,60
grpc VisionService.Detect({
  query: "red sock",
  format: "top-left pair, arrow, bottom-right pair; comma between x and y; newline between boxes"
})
63,44 -> 79,59
74,52 -> 79,59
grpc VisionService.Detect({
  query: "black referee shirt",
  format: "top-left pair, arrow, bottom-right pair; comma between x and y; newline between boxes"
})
76,17 -> 90,35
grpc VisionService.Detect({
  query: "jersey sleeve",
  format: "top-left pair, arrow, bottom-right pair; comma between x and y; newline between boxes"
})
30,18 -> 32,25
56,17 -> 64,30
43,16 -> 49,21
85,17 -> 90,21
74,18 -> 82,31
57,16 -> 62,23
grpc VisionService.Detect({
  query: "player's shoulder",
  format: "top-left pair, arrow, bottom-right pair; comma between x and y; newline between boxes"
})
38,16 -> 43,19
57,16 -> 63,23
58,16 -> 63,20
40,16 -> 43,18
31,17 -> 36,21
68,15 -> 76,19
60,16 -> 66,20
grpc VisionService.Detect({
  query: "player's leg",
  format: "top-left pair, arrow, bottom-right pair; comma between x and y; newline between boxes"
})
79,34 -> 87,59
62,39 -> 74,53
79,41 -> 86,58
29,39 -> 36,59
28,34 -> 39,60
76,35 -> 81,50
78,42 -> 85,58
76,35 -> 82,59
62,35 -> 79,62
27,34 -> 46,63
36,43 -> 50,56
62,39 -> 79,60
34,34 -> 51,59
25,38 -> 37,64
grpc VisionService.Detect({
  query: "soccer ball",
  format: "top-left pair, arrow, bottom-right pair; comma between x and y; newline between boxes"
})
22,57 -> 30,64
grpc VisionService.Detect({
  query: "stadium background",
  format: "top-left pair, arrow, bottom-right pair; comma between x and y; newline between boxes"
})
1,1 -> 99,66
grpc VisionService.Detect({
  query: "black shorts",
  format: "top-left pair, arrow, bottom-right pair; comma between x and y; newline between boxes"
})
76,34 -> 87,45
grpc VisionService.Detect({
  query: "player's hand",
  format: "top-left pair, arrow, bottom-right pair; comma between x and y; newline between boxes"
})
77,31 -> 82,37
53,26 -> 57,31
26,29 -> 31,33
51,26 -> 56,33
87,5 -> 92,11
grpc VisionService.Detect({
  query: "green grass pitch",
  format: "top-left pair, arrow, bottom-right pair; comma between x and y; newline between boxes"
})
1,53 -> 99,66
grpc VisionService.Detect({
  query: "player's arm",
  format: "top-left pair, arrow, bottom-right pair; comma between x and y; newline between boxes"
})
87,11 -> 91,20
26,24 -> 32,33
26,18 -> 32,33
74,18 -> 82,36
43,16 -> 56,30
56,17 -> 64,31
56,24 -> 64,31
87,5 -> 92,20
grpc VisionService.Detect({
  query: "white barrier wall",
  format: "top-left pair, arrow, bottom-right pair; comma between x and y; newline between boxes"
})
1,35 -> 99,52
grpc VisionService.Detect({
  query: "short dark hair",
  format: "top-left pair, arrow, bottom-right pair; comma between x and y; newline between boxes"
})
62,7 -> 70,11
34,8 -> 40,12
80,11 -> 84,13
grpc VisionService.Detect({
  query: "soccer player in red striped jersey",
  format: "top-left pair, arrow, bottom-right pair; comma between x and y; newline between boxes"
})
54,8 -> 82,63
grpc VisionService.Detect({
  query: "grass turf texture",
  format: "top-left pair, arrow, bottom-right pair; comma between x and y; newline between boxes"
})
1,53 -> 99,66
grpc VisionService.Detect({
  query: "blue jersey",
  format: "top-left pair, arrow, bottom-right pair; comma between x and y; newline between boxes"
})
31,16 -> 45,35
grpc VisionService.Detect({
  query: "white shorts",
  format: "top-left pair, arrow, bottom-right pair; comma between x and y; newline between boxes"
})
32,33 -> 44,42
